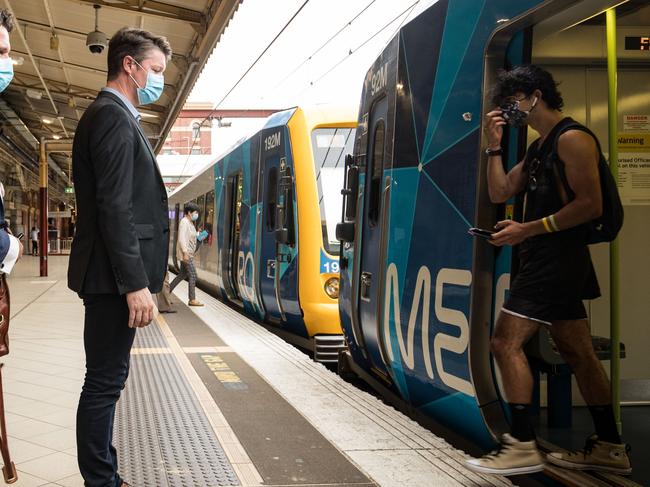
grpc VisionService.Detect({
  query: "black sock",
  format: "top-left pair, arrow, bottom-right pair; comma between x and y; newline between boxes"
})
588,404 -> 621,443
509,403 -> 535,442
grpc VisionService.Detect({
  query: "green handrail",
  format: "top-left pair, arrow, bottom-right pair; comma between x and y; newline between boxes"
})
605,7 -> 621,434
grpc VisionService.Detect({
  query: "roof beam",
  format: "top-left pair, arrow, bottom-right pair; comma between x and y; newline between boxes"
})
5,1 -> 68,137
155,0 -> 242,153
12,73 -> 98,98
9,73 -> 168,115
11,49 -> 108,76
17,18 -> 86,41
178,109 -> 280,119
77,0 -> 203,24
15,18 -> 189,66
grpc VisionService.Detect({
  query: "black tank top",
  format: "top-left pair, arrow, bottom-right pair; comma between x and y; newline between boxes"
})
510,118 -> 600,303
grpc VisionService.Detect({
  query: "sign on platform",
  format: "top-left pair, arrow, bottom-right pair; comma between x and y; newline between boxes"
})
64,186 -> 75,194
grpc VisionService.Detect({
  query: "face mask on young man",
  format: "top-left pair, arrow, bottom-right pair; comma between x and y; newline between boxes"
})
0,57 -> 13,93
129,58 -> 164,105
191,212 -> 199,222
500,95 -> 538,127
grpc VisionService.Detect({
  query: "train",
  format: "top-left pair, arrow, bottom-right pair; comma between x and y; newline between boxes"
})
169,0 -> 645,476
168,106 -> 356,362
336,0 -> 641,451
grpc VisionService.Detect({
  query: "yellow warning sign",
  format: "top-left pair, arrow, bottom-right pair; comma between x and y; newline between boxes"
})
201,354 -> 248,390
618,133 -> 650,152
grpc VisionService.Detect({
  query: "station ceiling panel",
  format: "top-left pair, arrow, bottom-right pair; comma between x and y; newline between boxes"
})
0,0 -> 242,156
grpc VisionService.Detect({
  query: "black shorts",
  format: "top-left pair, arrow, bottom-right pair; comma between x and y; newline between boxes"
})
502,294 -> 587,326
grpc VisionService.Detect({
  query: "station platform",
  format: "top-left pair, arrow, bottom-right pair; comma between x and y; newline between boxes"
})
2,256 -> 516,487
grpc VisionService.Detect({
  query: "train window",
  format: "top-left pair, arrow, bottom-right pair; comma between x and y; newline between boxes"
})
266,167 -> 278,231
205,190 -> 215,236
368,120 -> 385,226
311,127 -> 356,255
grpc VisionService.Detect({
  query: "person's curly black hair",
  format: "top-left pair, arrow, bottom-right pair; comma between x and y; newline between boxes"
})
491,65 -> 564,111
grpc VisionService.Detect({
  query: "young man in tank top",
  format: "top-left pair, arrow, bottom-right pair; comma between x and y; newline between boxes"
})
465,65 -> 631,476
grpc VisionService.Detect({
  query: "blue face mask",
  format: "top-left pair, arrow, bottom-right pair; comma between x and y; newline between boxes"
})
191,212 -> 199,222
129,58 -> 164,105
0,58 -> 14,93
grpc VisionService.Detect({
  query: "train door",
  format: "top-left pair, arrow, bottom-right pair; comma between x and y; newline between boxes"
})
356,96 -> 391,376
260,129 -> 282,323
226,172 -> 243,302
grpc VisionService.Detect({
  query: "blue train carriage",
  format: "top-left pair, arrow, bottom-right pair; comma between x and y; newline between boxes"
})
169,106 -> 357,362
336,0 -> 627,447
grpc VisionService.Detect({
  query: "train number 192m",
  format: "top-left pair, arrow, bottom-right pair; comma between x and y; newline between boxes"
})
264,131 -> 281,151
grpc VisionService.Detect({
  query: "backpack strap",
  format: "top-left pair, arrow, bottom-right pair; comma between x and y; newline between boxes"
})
548,121 -> 601,206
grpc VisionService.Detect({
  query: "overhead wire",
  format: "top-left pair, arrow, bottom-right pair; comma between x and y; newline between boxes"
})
303,0 -> 420,92
266,0 -> 379,97
176,0 -> 420,182
176,0 -> 312,181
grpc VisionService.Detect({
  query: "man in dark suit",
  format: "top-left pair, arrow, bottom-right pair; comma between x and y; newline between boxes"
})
68,27 -> 172,487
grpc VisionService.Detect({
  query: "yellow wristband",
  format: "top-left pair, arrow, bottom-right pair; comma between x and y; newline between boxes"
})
542,217 -> 553,233
549,214 -> 560,232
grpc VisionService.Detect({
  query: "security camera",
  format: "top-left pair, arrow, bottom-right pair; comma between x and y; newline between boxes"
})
86,30 -> 108,54
86,4 -> 107,55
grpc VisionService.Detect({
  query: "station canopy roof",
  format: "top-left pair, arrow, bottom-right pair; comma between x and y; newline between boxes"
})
0,0 -> 241,174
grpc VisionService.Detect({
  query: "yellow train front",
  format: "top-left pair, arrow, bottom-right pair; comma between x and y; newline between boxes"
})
168,106 -> 356,362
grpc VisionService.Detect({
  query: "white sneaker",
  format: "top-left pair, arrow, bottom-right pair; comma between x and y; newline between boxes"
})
547,435 -> 632,475
465,434 -> 545,476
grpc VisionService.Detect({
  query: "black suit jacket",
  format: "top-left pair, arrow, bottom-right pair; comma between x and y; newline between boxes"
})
68,91 -> 169,295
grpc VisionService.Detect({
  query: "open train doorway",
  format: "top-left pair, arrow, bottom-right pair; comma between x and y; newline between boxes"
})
226,172 -> 244,302
485,2 -> 649,482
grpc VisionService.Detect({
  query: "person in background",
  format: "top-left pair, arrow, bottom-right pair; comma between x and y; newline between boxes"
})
169,202 -> 203,307
30,226 -> 38,256
67,27 -> 171,487
0,10 -> 22,274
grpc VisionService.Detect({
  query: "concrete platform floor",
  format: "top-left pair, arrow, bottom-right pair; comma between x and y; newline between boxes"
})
2,256 -> 509,486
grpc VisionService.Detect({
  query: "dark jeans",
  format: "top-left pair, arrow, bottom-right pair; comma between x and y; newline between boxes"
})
77,294 -> 135,487
31,240 -> 37,255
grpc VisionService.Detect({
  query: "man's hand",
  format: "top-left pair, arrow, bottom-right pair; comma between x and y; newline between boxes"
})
182,252 -> 189,263
490,220 -> 531,247
17,240 -> 23,260
126,288 -> 157,328
484,109 -> 506,149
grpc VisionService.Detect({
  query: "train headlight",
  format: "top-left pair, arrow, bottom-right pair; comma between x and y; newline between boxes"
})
324,277 -> 339,299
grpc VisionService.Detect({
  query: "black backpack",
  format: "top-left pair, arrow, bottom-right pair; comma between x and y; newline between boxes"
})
549,120 -> 624,244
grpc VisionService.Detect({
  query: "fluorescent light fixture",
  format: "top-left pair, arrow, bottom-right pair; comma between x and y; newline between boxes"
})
52,135 -> 61,140
42,118 -> 53,124
140,112 -> 158,118
11,57 -> 24,66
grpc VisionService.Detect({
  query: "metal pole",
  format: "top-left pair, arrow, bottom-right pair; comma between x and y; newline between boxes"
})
606,8 -> 621,434
38,138 -> 48,277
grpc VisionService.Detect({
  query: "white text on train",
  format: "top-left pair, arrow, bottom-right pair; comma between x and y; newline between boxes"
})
370,63 -> 388,96
264,132 -> 281,151
383,264 -> 475,397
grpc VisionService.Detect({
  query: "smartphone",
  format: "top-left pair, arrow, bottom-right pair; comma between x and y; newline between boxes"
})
16,232 -> 24,240
468,227 -> 494,239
